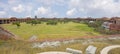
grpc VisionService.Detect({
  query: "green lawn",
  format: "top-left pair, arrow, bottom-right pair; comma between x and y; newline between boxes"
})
2,22 -> 100,40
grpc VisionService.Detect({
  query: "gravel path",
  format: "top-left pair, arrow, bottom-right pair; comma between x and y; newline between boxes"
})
100,45 -> 120,54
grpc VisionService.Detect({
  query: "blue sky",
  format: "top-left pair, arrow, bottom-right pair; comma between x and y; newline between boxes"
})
0,0 -> 120,18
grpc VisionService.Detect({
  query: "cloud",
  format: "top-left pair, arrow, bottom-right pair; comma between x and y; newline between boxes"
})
0,11 -> 6,17
69,0 -> 120,17
12,4 -> 25,13
36,0 -> 67,6
0,11 -> 6,15
34,6 -> 58,17
8,0 -> 20,4
66,8 -> 77,16
35,7 -> 49,15
1,0 -> 120,18
69,0 -> 80,8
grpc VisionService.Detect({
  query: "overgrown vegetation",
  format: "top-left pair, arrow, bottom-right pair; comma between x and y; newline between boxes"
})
0,39 -> 120,54
0,40 -> 109,54
82,21 -> 120,35
108,48 -> 120,54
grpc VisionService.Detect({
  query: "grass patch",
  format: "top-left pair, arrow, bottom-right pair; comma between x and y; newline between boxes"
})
0,39 -> 119,54
2,22 -> 101,40
108,48 -> 120,54
0,40 -> 109,54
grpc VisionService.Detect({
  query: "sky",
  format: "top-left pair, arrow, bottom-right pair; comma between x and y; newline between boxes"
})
0,0 -> 120,18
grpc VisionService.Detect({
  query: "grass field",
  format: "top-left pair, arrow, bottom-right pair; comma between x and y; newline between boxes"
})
1,22 -> 120,54
2,22 -> 100,40
0,40 -> 120,54
0,39 -> 120,54
0,40 -> 109,54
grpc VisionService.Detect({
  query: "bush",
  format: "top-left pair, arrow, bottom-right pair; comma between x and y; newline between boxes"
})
37,21 -> 41,24
46,20 -> 58,25
84,21 -> 120,35
26,20 -> 41,25
26,21 -> 31,24
12,22 -> 21,28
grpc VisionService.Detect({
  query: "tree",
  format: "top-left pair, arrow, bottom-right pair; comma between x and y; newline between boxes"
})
26,20 -> 42,26
12,22 -> 21,28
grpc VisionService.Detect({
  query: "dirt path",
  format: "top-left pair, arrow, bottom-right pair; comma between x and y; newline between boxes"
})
37,34 -> 120,42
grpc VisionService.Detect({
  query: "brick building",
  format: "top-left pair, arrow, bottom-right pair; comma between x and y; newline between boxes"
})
109,17 -> 120,31
0,17 -> 32,24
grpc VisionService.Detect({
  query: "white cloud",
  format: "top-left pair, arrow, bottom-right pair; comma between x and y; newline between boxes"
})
12,4 -> 25,13
69,0 -> 120,17
36,0 -> 67,6
69,0 -> 80,8
8,0 -> 22,6
34,6 -> 58,17
1,0 -> 120,18
37,0 -> 54,6
35,7 -> 49,15
66,8 -> 77,16
0,11 -> 7,17
0,11 -> 6,16
8,0 -> 18,4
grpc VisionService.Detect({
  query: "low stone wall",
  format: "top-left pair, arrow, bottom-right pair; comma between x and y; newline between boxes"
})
0,26 -> 15,40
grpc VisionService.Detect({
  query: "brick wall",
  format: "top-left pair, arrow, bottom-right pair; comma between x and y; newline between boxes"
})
110,24 -> 120,31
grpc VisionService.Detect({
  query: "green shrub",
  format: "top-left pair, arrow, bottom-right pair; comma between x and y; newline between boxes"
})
26,20 -> 41,25
46,20 -> 58,25
12,22 -> 21,28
